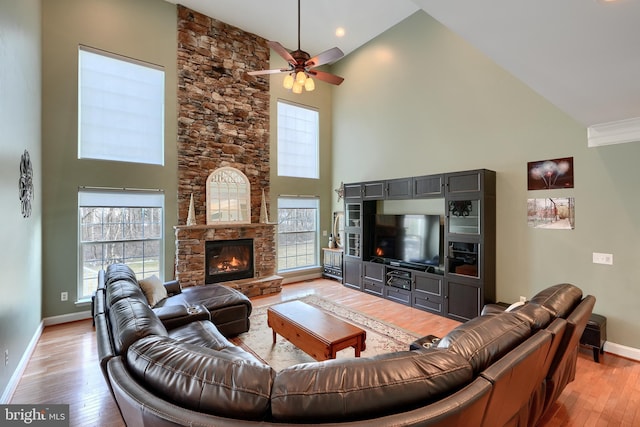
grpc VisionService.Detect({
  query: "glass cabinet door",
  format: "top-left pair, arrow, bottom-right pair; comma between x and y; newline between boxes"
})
345,203 -> 362,257
448,200 -> 480,235
447,241 -> 479,278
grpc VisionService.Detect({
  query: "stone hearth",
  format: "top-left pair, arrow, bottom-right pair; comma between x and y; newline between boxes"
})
175,224 -> 282,297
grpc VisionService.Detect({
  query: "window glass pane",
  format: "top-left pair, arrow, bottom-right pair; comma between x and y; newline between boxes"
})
277,197 -> 319,272
277,101 -> 319,179
78,189 -> 164,300
78,46 -> 164,165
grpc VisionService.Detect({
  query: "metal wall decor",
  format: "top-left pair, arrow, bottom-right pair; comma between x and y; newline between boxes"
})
19,149 -> 34,218
449,200 -> 472,217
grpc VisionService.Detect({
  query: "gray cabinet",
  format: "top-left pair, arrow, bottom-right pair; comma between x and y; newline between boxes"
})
412,272 -> 444,315
342,168 -> 495,321
414,174 -> 444,198
344,183 -> 362,200
362,261 -> 384,296
322,248 -> 343,281
343,257 -> 362,290
362,181 -> 385,200
444,169 -> 496,321
386,178 -> 413,200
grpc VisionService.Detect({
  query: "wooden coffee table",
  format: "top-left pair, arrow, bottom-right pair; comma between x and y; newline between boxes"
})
267,300 -> 366,361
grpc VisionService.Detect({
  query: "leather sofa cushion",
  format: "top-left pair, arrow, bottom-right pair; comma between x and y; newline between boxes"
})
105,263 -> 138,287
529,283 -> 582,318
156,284 -> 252,316
437,312 -> 531,374
270,350 -> 473,423
167,320 -> 262,362
127,336 -> 275,420
108,298 -> 168,355
106,279 -> 147,308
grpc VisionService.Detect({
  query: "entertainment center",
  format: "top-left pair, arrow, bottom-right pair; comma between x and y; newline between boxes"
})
342,169 -> 496,321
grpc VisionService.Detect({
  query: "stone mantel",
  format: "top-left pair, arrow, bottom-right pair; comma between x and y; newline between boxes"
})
174,223 -> 277,232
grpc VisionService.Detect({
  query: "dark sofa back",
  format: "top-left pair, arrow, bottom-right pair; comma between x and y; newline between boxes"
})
271,349 -> 473,423
437,312 -> 531,374
529,283 -> 582,318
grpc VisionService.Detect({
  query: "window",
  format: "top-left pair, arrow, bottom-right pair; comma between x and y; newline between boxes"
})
277,197 -> 319,271
277,101 -> 319,178
206,167 -> 251,225
78,46 -> 164,165
78,189 -> 164,300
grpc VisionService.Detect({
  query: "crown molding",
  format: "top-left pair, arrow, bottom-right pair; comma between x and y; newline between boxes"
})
588,117 -> 640,147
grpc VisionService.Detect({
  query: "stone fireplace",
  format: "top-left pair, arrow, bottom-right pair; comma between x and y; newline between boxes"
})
174,6 -> 281,297
175,223 -> 281,297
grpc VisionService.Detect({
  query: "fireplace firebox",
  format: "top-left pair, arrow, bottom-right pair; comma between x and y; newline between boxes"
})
205,238 -> 254,284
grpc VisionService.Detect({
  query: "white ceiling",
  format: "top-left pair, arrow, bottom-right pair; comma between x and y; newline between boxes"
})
167,0 -> 640,128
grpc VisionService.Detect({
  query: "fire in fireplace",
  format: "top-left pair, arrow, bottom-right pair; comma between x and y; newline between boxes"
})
205,238 -> 254,284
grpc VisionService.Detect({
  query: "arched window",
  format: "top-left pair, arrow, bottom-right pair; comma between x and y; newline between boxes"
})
206,167 -> 251,225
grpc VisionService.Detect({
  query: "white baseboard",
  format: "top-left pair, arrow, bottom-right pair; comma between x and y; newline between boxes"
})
281,271 -> 322,285
603,341 -> 640,362
43,310 -> 92,326
0,321 -> 43,404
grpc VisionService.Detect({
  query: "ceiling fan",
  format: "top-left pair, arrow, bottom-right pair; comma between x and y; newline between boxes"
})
248,0 -> 344,93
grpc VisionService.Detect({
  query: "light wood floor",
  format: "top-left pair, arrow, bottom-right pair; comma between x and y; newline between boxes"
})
10,279 -> 640,426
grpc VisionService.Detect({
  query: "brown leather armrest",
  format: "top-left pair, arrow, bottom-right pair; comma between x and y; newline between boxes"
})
163,280 -> 182,296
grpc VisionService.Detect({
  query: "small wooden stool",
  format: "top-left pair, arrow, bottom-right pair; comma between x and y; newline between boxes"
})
580,313 -> 607,363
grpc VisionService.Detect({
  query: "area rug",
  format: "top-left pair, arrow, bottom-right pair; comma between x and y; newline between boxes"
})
231,295 -> 420,371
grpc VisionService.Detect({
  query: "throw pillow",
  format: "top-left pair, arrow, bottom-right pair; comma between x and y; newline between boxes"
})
138,275 -> 168,307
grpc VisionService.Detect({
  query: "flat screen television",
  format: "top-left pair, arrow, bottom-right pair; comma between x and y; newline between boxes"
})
368,214 -> 444,272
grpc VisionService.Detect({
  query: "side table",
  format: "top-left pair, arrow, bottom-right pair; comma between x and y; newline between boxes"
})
580,313 -> 607,363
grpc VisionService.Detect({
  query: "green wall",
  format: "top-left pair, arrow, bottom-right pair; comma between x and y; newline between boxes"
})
0,0 -> 42,400
332,11 -> 640,349
41,0 -> 177,317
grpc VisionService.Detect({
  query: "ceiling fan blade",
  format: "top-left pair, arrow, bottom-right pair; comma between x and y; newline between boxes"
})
267,41 -> 295,64
248,68 -> 290,76
306,47 -> 344,68
308,70 -> 344,86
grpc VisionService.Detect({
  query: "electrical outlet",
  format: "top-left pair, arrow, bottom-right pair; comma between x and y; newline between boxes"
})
592,252 -> 613,265
4,349 -> 8,366
519,296 -> 527,303
61,292 -> 68,302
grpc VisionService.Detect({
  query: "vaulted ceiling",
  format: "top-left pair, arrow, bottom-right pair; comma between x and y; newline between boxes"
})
167,0 -> 640,130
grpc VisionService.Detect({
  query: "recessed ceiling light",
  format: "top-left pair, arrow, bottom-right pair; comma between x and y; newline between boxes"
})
335,27 -> 345,38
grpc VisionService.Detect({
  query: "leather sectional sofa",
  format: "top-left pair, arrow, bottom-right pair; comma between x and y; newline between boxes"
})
94,263 -> 595,426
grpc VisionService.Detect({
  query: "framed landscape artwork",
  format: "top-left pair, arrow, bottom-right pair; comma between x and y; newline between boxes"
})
527,197 -> 575,229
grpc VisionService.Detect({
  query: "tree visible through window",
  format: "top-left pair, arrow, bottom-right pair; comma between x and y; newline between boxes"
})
277,197 -> 319,271
78,189 -> 163,300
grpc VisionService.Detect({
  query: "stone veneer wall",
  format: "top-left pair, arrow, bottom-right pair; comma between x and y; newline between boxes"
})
175,6 -> 280,295
176,5 -> 270,225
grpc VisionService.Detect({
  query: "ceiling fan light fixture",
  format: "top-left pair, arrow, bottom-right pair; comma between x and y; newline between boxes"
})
283,73 -> 295,89
292,81 -> 303,94
295,71 -> 307,85
304,76 -> 315,92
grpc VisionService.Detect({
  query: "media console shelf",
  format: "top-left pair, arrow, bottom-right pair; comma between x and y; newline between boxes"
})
342,169 -> 496,322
